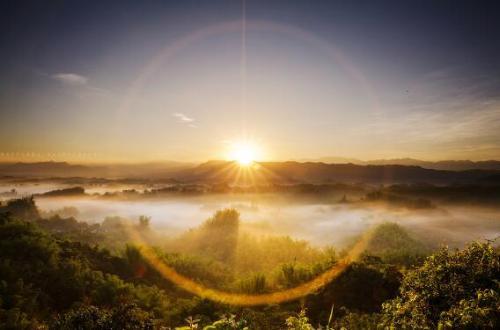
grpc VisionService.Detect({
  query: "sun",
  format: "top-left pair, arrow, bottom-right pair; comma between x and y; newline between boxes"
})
233,147 -> 254,165
228,141 -> 260,166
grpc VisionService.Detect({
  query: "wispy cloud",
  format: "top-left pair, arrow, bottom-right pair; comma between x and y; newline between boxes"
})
172,113 -> 197,128
52,73 -> 88,86
173,112 -> 194,122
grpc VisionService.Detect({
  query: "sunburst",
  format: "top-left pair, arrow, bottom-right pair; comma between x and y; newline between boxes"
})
228,140 -> 260,166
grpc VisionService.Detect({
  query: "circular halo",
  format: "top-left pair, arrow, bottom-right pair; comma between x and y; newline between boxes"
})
125,223 -> 374,306
116,20 -> 380,305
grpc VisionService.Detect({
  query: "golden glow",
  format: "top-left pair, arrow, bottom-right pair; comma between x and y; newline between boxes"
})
228,140 -> 261,166
124,223 -> 374,306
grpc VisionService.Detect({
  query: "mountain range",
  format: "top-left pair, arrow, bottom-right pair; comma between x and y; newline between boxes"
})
1,160 -> 499,185
299,157 -> 500,171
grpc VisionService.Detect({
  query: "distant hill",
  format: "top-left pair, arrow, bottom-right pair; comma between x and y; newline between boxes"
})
0,162 -> 92,177
178,160 -> 499,185
366,158 -> 500,171
301,157 -> 500,171
1,160 -> 499,185
0,161 -> 194,179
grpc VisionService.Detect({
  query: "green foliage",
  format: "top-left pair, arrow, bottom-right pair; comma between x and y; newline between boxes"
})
0,197 -> 40,222
51,305 -> 111,329
179,209 -> 240,263
278,263 -> 318,289
37,215 -> 103,245
238,273 -> 267,294
361,222 -> 430,266
159,251 -> 233,289
238,306 -> 294,329
51,304 -> 154,329
40,186 -> 85,197
201,314 -> 248,330
235,235 -> 330,275
138,215 -> 151,230
329,310 -> 382,330
439,288 -> 499,329
202,209 -> 240,231
0,212 -> 173,326
305,262 -> 400,320
0,279 -> 40,329
39,206 -> 79,219
124,244 -> 147,278
379,241 -> 500,329
1,198 -> 498,329
285,309 -> 314,330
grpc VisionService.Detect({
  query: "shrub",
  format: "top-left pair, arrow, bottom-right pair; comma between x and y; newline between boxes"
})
379,241 -> 500,329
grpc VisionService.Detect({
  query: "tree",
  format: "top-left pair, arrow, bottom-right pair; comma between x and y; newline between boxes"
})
51,304 -> 154,329
124,244 -> 147,278
185,209 -> 240,263
138,216 -> 151,230
202,314 -> 248,330
361,222 -> 429,266
239,273 -> 267,294
305,262 -> 400,320
379,241 -> 500,329
0,197 -> 40,222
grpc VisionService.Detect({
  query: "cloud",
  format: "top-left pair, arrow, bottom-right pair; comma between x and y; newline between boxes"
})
172,112 -> 194,123
52,73 -> 88,86
172,113 -> 196,127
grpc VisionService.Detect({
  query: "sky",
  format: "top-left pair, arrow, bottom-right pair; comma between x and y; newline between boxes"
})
1,0 -> 500,163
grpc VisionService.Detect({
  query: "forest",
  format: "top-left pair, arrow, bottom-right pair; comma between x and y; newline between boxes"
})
0,197 -> 498,329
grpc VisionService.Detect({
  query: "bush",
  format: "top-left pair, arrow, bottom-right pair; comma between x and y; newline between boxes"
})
285,309 -> 314,330
52,304 -> 154,329
305,262 -> 400,320
0,197 -> 40,222
379,241 -> 500,329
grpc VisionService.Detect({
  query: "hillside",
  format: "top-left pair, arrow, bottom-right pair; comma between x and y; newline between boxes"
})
303,158 -> 500,171
1,161 -> 499,185
0,161 -> 193,179
178,161 -> 500,185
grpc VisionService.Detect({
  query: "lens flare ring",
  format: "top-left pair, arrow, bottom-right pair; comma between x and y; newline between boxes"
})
124,224 -> 374,306
116,19 -> 381,305
114,20 -> 381,143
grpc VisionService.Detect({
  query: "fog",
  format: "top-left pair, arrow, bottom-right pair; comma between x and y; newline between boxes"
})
0,182 -> 150,200
35,194 -> 500,248
2,182 -> 497,248
0,183 -> 65,198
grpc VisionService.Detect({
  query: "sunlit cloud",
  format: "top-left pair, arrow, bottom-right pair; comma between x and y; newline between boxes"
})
173,112 -> 194,122
52,73 -> 88,86
173,113 -> 196,128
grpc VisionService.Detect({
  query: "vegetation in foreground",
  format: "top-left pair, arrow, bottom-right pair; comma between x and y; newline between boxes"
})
0,197 -> 498,329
